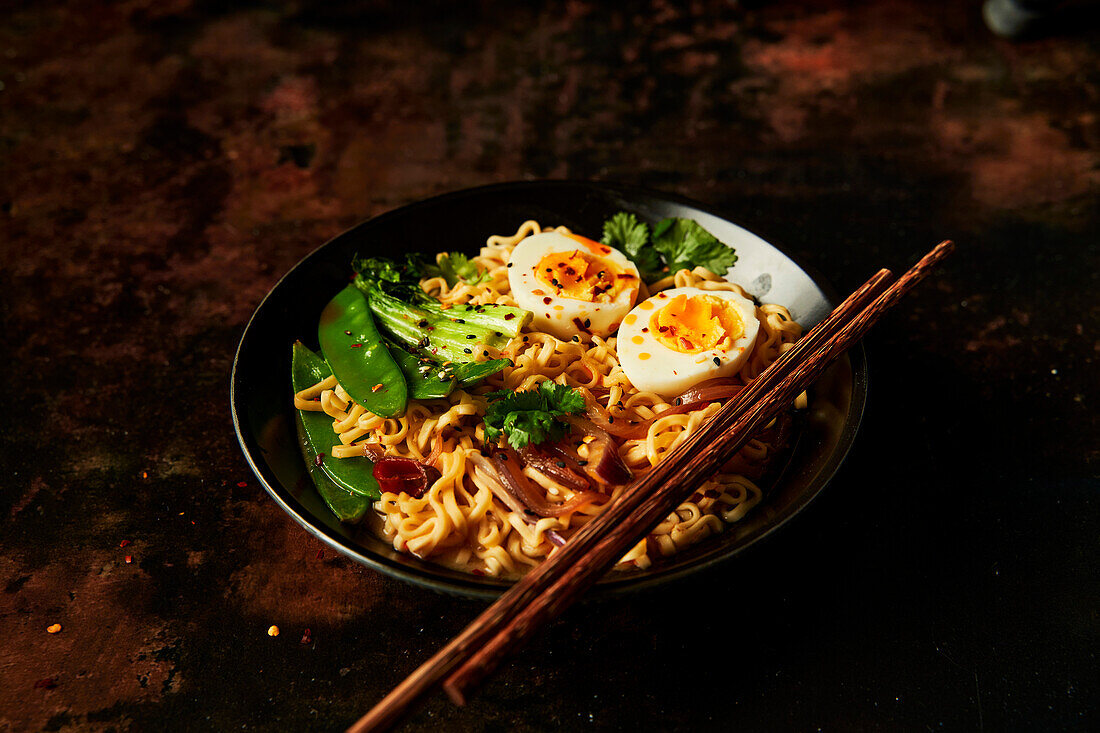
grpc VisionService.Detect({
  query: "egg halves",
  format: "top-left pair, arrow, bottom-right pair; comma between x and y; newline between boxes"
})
617,287 -> 761,397
507,232 -> 640,340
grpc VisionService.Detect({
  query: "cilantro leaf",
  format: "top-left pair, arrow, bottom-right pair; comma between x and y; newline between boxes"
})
601,212 -> 649,253
602,212 -> 663,281
482,381 -> 586,450
599,211 -> 737,283
538,379 -> 585,414
651,218 -> 738,275
424,252 -> 490,288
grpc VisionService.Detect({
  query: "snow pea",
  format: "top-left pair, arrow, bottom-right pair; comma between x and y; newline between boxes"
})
387,341 -> 456,400
294,413 -> 369,522
292,341 -> 381,510
318,285 -> 407,418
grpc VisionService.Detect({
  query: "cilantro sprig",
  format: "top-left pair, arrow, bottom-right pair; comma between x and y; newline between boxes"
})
601,211 -> 737,282
482,381 -> 586,450
423,252 -> 491,288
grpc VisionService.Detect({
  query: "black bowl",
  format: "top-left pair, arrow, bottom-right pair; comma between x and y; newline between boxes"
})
230,180 -> 867,599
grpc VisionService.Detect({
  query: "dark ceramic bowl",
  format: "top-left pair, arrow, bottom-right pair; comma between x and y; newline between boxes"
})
230,181 -> 867,599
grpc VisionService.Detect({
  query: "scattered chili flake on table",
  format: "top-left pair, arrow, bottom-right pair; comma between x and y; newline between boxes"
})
33,678 -> 57,690
46,624 -> 61,634
267,625 -> 280,637
119,539 -> 131,548
124,555 -> 133,564
141,471 -> 148,479
300,628 -> 312,645
236,481 -> 248,488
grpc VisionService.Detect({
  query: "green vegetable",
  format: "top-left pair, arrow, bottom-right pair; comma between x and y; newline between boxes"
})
295,413 -> 370,522
387,341 -> 456,400
483,381 -> 586,450
291,342 -> 381,519
351,255 -> 531,363
389,340 -> 511,399
601,211 -> 660,278
451,358 -> 512,387
318,285 -> 407,418
422,252 -> 490,288
651,217 -> 738,276
601,211 -> 737,282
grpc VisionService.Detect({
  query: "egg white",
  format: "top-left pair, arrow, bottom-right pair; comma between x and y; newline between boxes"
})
507,231 -> 640,340
617,287 -> 761,397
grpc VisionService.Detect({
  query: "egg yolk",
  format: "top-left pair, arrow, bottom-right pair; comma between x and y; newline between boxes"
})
534,245 -> 633,302
649,294 -> 744,354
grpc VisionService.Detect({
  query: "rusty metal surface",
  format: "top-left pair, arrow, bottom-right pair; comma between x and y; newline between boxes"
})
1,1 -> 1096,730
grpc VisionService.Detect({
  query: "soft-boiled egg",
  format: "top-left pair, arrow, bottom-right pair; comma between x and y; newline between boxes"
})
617,287 -> 761,397
507,231 -> 640,340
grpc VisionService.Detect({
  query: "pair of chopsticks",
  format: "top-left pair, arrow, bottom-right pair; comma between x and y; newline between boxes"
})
349,240 -> 955,733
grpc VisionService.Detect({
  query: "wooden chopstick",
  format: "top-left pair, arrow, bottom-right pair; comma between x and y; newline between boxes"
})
443,240 -> 954,702
348,266 -> 893,733
349,240 -> 952,732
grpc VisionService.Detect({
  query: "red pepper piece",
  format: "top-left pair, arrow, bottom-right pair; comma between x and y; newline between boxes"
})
372,456 -> 441,499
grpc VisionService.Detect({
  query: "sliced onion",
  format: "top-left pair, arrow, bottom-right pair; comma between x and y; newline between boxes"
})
467,451 -> 531,517
424,432 -> 444,469
546,529 -> 568,547
673,378 -> 743,407
518,444 -> 591,493
489,447 -> 606,518
582,437 -> 633,487
359,442 -> 387,461
372,455 -> 440,498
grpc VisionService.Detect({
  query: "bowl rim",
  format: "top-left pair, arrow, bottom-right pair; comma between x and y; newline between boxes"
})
230,179 -> 868,599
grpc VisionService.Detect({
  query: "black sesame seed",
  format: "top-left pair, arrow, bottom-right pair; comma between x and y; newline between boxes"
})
555,461 -> 566,468
463,348 -> 472,354
483,351 -> 489,357
713,356 -> 721,366
466,334 -> 476,339
577,460 -> 588,466
507,262 -> 513,267
455,318 -> 465,324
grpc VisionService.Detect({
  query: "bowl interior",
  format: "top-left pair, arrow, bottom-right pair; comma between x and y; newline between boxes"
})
231,181 -> 866,599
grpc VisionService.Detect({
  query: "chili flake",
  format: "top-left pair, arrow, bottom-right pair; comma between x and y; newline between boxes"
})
267,625 -> 280,637
371,383 -> 384,393
119,539 -> 131,548
236,481 -> 248,488
46,624 -> 61,634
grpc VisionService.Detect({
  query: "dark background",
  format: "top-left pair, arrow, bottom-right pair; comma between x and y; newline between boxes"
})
1,1 -> 1096,730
